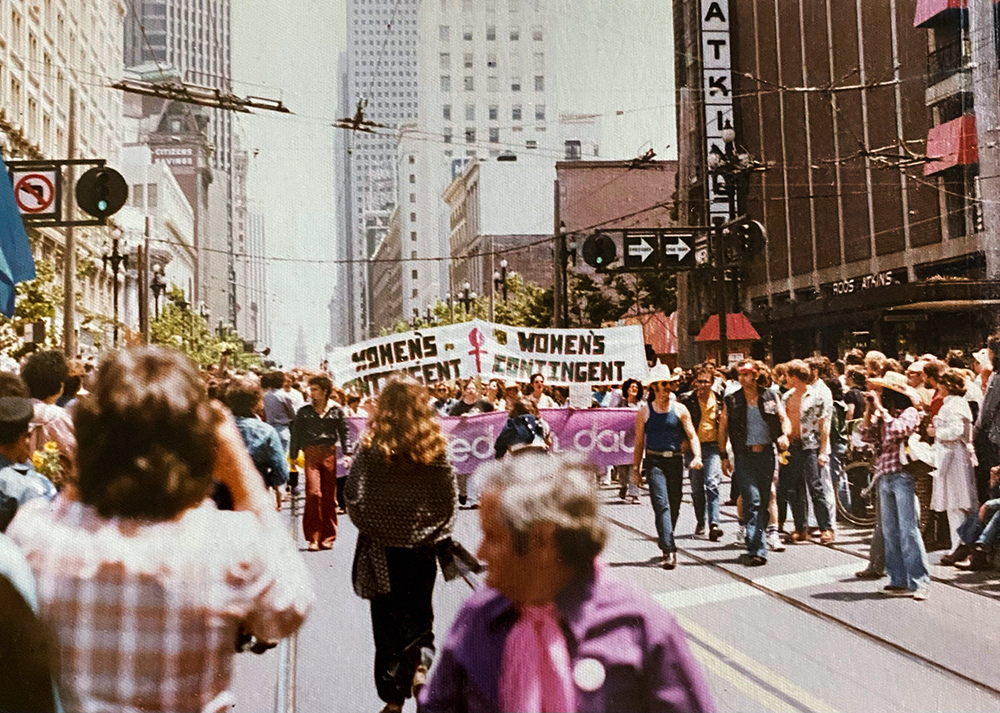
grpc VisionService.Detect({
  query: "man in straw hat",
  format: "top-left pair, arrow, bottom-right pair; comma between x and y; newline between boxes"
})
632,364 -> 702,570
858,370 -> 930,600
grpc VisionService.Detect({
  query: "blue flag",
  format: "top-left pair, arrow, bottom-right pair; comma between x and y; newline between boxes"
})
0,152 -> 36,317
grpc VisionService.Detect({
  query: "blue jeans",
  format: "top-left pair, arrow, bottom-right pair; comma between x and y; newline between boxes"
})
687,442 -> 721,528
645,454 -> 684,554
785,445 -> 832,532
736,449 -> 776,559
879,471 -> 930,591
274,424 -> 291,455
977,499 -> 1000,546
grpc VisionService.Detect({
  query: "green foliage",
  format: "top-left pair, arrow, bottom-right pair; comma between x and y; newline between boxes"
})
378,274 -> 555,335
492,272 -> 553,328
150,287 -> 259,368
0,260 -> 63,357
569,270 -> 676,327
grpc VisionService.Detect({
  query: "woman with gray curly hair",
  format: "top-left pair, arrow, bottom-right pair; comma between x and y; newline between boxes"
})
419,453 -> 715,713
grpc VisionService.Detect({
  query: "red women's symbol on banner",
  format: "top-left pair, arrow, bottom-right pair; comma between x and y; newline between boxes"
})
468,328 -> 486,373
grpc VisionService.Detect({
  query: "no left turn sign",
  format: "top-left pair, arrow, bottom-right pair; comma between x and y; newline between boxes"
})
9,168 -> 61,220
14,173 -> 55,214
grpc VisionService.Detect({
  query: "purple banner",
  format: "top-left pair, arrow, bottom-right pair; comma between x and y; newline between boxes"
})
342,408 -> 638,475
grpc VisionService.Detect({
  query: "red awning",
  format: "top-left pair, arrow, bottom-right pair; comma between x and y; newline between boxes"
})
695,313 -> 760,343
923,115 -> 978,176
914,0 -> 965,28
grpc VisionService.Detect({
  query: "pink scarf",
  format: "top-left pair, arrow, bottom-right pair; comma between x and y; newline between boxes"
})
497,602 -> 576,713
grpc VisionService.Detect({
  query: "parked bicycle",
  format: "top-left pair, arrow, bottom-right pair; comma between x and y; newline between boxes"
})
835,419 -> 878,527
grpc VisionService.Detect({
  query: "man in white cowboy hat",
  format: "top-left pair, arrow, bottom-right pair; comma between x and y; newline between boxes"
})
632,364 -> 702,570
718,359 -> 791,567
858,369 -> 930,600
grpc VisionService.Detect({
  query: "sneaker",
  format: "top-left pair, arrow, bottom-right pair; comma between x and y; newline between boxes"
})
912,588 -> 929,601
736,526 -> 746,545
882,584 -> 910,596
662,552 -> 677,570
709,524 -> 724,542
738,553 -> 767,567
694,523 -> 706,537
307,541 -> 320,552
767,531 -> 786,552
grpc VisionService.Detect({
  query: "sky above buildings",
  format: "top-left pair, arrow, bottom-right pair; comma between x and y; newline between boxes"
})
232,0 -> 673,367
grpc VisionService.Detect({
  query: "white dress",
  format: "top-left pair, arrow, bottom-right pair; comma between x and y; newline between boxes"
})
931,395 -> 978,512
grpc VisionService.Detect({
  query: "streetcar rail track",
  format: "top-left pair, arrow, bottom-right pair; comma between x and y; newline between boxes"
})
274,489 -> 301,713
605,511 -> 1000,701
709,507 -> 1000,604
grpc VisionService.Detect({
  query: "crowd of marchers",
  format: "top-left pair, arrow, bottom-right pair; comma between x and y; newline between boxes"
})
0,346 -> 718,713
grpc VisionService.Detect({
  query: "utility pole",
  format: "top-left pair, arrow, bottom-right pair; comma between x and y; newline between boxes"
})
62,88 -> 76,358
971,0 -> 1000,285
552,179 -> 566,327
139,217 -> 151,343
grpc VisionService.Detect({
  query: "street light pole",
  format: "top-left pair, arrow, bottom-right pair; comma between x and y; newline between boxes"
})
456,282 -> 477,314
707,124 -> 753,367
102,236 -> 128,349
492,259 -> 508,321
150,266 -> 166,320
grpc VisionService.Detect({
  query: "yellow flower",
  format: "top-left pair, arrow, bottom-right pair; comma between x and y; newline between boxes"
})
43,441 -> 59,454
31,452 -> 44,469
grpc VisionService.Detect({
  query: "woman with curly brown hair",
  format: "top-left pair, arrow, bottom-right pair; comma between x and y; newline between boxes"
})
345,375 -> 477,713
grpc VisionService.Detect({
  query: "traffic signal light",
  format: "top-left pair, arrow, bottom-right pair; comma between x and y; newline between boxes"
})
582,233 -> 617,269
75,167 -> 128,219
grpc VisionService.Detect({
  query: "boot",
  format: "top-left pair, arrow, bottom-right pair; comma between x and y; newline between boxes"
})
940,543 -> 972,566
958,545 -> 991,571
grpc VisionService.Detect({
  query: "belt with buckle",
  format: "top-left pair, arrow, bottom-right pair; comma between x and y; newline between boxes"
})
646,449 -> 679,458
748,444 -> 770,453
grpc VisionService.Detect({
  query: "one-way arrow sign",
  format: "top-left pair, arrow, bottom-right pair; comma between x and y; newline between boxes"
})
623,233 -> 659,269
660,234 -> 695,269
663,240 -> 690,261
628,237 -> 654,261
617,230 -> 700,272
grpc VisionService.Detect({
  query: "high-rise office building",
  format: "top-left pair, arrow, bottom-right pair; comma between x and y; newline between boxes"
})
334,0 -> 419,346
124,0 -> 245,331
124,0 -> 233,172
403,0 -> 561,321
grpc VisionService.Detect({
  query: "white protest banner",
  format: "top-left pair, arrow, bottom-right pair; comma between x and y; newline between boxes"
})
329,319 -> 649,394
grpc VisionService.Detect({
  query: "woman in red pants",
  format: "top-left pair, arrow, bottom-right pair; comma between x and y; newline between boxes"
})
289,374 -> 352,550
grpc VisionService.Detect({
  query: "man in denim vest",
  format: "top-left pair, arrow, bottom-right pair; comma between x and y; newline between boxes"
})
719,360 -> 790,566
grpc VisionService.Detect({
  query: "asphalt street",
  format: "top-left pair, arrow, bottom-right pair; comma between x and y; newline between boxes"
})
231,476 -> 1000,713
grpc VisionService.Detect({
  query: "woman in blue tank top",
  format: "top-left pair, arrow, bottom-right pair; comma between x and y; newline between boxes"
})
633,365 -> 702,569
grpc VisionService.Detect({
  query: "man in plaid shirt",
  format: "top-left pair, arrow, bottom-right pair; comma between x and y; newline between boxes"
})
8,347 -> 314,712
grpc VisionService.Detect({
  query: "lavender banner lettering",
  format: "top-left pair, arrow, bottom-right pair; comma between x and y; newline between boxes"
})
335,408 -> 638,475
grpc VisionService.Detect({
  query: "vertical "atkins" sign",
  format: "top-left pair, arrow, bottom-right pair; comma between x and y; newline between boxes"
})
702,0 -> 735,228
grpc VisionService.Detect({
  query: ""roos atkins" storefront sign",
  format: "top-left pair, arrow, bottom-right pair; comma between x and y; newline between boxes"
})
822,268 -> 909,298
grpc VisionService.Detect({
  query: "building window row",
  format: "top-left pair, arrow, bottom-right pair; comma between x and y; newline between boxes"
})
439,24 -> 543,43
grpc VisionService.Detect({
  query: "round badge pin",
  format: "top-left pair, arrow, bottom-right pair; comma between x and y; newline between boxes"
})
573,657 -> 606,692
